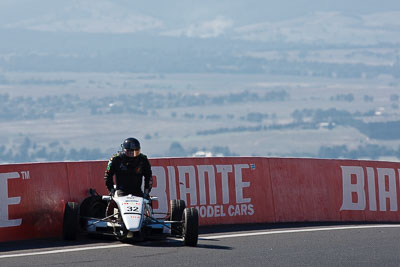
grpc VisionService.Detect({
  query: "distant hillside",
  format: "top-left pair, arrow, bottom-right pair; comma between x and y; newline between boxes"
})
1,0 -> 400,73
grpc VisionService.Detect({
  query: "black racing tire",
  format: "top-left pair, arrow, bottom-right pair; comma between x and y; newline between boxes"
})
80,195 -> 107,218
182,207 -> 199,246
170,199 -> 186,235
79,196 -> 107,228
63,202 -> 80,240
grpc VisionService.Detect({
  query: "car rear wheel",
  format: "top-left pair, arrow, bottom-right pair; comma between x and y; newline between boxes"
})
63,202 -> 80,240
79,196 -> 107,229
182,207 -> 199,246
170,199 -> 186,235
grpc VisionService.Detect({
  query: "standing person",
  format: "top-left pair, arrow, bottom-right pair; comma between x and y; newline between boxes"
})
104,137 -> 152,198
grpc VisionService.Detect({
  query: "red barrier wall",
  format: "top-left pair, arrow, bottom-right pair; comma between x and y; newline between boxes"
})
0,163 -> 70,242
150,157 -> 275,226
1,157 -> 400,242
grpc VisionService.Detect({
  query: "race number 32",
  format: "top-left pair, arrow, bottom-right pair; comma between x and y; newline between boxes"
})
126,206 -> 139,212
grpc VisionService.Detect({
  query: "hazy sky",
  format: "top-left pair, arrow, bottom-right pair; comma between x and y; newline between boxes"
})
1,0 -> 400,27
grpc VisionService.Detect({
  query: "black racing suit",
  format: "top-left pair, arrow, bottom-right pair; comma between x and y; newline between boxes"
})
104,152 -> 153,197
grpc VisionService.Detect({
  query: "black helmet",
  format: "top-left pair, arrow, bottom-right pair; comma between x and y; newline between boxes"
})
122,137 -> 141,151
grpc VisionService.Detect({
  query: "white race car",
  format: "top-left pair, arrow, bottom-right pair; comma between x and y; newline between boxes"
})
62,189 -> 198,246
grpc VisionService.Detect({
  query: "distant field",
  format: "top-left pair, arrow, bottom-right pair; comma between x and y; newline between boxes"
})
0,72 -> 399,162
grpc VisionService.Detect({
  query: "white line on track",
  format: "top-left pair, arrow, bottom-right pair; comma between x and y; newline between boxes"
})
0,244 -> 131,259
1,224 -> 400,259
200,224 -> 400,240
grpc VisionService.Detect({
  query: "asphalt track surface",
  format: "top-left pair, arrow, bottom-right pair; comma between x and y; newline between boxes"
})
1,223 -> 400,267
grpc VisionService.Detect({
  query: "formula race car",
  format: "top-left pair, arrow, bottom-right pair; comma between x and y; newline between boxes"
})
62,189 -> 198,246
